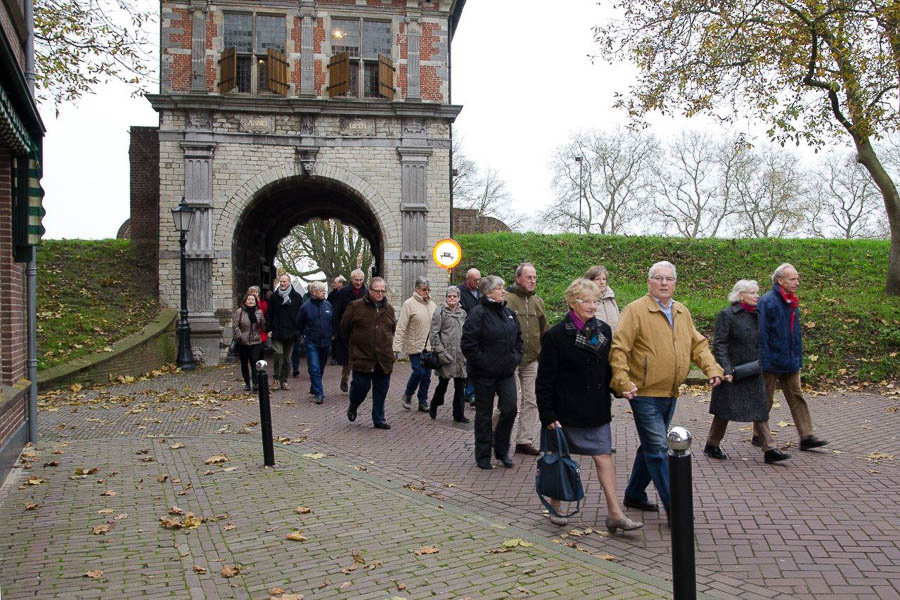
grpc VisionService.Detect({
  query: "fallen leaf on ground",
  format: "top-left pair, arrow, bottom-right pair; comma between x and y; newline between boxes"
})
75,467 -> 99,476
268,588 -> 285,596
170,442 -> 185,449
100,490 -> 117,496
302,452 -> 325,460
285,531 -> 307,542
25,502 -> 39,510
295,506 -> 311,514
169,506 -> 184,515
158,474 -> 169,482
339,564 -> 357,574
414,545 -> 439,556
396,581 -> 407,591
222,466 -> 237,473
596,552 -> 616,560
114,513 -> 128,521
352,552 -> 366,564
221,565 -> 240,578
92,524 -> 111,535
501,538 -> 534,548
97,508 -> 114,514
865,451 -> 894,463
25,477 -> 46,486
205,455 -> 228,465
223,523 -> 236,531
83,569 -> 103,579
339,582 -> 351,591
777,420 -> 792,428
193,565 -> 206,574
42,461 -> 59,467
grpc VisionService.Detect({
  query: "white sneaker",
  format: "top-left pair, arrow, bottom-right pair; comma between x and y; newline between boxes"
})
549,514 -> 568,526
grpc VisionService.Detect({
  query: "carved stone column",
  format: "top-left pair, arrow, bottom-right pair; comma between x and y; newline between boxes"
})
189,0 -> 208,93
397,143 -> 432,297
405,15 -> 421,101
300,1 -> 316,96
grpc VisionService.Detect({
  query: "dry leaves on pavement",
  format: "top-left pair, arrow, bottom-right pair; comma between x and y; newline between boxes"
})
204,454 -> 228,465
413,545 -> 439,556
295,506 -> 311,514
285,531 -> 307,542
83,569 -> 104,579
221,565 -> 240,578
91,523 -> 111,535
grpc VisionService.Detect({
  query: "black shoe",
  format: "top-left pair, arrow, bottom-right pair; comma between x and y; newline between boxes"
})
417,403 -> 429,413
751,436 -> 762,448
346,405 -> 357,422
454,417 -> 471,424
496,455 -> 514,468
765,449 -> 791,463
429,402 -> 438,420
402,394 -> 412,410
244,383 -> 251,391
373,422 -> 391,430
476,459 -> 493,470
703,444 -> 728,460
315,395 -> 324,405
623,497 -> 659,512
515,443 -> 540,456
251,383 -> 258,392
340,381 -> 348,393
800,436 -> 828,451
292,370 -> 300,377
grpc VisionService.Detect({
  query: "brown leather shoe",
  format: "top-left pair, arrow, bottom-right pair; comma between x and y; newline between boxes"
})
515,443 -> 540,456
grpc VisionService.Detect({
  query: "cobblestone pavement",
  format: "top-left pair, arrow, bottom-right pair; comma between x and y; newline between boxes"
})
2,359 -> 898,599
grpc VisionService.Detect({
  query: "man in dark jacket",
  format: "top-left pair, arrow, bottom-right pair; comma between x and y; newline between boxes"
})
461,275 -> 523,469
297,281 -> 333,404
267,274 -> 303,389
332,270 -> 368,392
755,263 -> 828,451
341,277 -> 396,429
458,268 -> 481,313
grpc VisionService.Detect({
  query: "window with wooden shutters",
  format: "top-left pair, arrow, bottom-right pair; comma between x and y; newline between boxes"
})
327,52 -> 350,97
218,47 -> 237,93
266,48 -> 289,96
377,54 -> 394,99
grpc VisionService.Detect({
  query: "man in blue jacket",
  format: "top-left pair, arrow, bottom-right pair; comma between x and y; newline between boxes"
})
296,281 -> 333,404
755,263 -> 828,451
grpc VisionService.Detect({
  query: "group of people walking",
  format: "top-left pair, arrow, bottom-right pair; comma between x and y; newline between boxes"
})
234,258 -> 828,533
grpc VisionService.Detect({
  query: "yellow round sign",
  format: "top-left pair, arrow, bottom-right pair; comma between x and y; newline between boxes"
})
432,238 -> 462,270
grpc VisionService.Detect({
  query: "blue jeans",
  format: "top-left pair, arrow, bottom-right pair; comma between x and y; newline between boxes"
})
349,367 -> 391,425
404,353 -> 432,406
305,342 -> 329,397
624,396 -> 677,513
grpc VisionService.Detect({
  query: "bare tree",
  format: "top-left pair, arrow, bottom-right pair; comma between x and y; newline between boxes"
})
276,218 -> 373,284
733,147 -> 807,238
651,131 -> 737,238
807,154 -> 887,239
543,128 -> 658,234
452,138 -> 524,230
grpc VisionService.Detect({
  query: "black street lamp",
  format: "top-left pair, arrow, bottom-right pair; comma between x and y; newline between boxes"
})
574,155 -> 584,234
171,198 -> 196,371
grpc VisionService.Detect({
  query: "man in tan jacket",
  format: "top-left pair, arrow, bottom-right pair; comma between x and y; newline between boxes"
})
610,261 -> 724,520
503,263 -> 547,456
393,276 -> 437,411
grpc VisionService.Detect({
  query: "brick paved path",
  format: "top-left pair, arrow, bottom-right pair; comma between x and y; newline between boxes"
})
2,360 -> 898,599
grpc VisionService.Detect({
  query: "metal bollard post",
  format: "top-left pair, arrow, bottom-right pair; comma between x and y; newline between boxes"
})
667,426 -> 696,600
256,360 -> 275,467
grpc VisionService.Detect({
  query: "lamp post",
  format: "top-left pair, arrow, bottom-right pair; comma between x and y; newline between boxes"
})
574,155 -> 584,234
171,198 -> 196,371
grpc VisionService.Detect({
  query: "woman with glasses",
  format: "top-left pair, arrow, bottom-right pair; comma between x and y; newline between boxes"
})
461,275 -> 523,469
536,278 -> 643,533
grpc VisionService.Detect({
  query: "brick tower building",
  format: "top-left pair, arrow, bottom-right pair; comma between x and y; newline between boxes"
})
141,0 -> 465,363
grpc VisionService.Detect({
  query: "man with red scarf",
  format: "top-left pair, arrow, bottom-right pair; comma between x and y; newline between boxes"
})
755,263 -> 828,451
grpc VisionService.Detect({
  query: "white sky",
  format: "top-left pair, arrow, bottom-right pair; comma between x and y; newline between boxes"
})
38,0 -> 828,240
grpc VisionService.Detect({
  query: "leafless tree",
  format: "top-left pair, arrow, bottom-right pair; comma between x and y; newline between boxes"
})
807,154 -> 887,239
452,137 -> 524,230
733,146 -> 807,238
276,218 -> 373,284
542,128 -> 659,234
650,131 -> 738,238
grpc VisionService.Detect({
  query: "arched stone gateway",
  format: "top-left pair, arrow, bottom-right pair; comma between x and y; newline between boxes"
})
140,0 -> 466,364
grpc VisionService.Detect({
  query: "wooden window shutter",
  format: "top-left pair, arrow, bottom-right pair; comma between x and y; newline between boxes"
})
267,48 -> 289,96
378,54 -> 395,99
327,52 -> 350,97
218,47 -> 236,93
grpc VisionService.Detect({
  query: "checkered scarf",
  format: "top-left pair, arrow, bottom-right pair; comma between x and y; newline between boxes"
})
564,314 -> 608,354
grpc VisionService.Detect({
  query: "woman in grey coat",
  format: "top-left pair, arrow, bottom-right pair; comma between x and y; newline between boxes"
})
427,286 -> 470,423
704,280 -> 790,464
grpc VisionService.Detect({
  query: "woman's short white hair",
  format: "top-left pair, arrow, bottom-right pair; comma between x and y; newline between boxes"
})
308,280 -> 326,294
728,279 -> 759,303
479,275 -> 505,295
648,261 -> 677,280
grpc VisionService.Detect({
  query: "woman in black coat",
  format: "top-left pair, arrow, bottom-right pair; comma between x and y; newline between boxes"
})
536,278 -> 643,533
704,280 -> 790,464
461,275 -> 523,470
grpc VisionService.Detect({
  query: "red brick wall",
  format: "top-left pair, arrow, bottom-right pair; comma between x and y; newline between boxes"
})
0,143 -> 26,387
129,127 -> 160,297
0,391 -> 25,449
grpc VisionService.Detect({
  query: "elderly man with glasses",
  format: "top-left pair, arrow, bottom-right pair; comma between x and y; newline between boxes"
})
609,261 -> 724,522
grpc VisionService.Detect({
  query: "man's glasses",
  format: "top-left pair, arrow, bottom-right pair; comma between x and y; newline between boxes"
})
370,288 -> 386,294
650,276 -> 677,283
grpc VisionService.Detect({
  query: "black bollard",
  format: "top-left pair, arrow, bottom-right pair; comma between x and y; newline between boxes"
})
256,360 -> 275,466
667,426 -> 696,600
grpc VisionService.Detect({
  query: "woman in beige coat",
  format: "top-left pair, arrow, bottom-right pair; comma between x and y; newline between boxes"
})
393,276 -> 437,411
585,265 -> 619,332
427,286 -> 469,423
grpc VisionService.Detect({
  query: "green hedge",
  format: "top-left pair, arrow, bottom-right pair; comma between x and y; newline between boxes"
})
456,233 -> 900,385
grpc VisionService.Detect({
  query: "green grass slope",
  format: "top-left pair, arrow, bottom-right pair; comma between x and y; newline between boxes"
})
456,233 -> 900,385
37,240 -> 159,371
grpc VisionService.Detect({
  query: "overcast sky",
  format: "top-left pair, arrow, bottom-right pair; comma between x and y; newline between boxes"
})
38,0 -> 815,240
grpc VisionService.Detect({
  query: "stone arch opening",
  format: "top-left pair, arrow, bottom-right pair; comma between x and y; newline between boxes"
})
231,175 -> 385,300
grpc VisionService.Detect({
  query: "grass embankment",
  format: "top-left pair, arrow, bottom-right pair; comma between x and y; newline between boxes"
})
456,233 -> 900,386
37,240 -> 159,371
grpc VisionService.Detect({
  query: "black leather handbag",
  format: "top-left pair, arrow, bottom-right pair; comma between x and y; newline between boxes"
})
535,427 -> 585,518
420,334 -> 441,370
732,360 -> 762,380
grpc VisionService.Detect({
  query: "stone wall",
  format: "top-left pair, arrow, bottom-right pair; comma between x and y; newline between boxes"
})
129,126 -> 160,297
453,208 -> 511,235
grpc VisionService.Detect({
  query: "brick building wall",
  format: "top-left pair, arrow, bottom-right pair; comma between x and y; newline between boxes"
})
0,144 -> 26,385
453,208 -> 511,234
129,127 -> 160,297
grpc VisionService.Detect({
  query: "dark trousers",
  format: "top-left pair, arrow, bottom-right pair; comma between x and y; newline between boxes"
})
471,375 -> 517,462
238,343 -> 263,386
291,333 -> 304,373
404,353 -> 432,406
431,377 -> 467,421
349,366 -> 391,425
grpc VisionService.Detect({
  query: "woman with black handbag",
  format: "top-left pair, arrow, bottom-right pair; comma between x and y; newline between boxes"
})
232,291 -> 266,391
535,278 -> 643,533
704,280 -> 790,464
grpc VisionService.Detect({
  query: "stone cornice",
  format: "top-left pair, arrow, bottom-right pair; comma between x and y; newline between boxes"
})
147,94 -> 463,121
